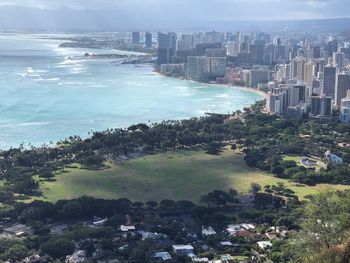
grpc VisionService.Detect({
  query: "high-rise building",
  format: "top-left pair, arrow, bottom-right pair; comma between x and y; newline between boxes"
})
291,57 -> 306,81
276,64 -> 291,82
227,42 -> 238,56
204,31 -> 222,44
335,72 -> 350,106
187,56 -> 226,82
157,48 -> 174,65
251,40 -> 265,65
196,43 -> 222,56
158,32 -> 177,49
248,69 -> 270,88
322,65 -> 336,99
324,39 -> 338,57
132,32 -> 140,44
204,48 -> 226,57
145,32 -> 152,48
157,32 -> 177,65
333,52 -> 345,70
311,45 -> 321,59
266,92 -> 280,113
304,61 -> 315,89
340,90 -> 350,122
267,83 -> 308,115
310,95 -> 333,116
176,34 -> 195,51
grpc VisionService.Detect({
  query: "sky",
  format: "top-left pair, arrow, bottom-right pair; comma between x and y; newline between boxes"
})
0,0 -> 349,21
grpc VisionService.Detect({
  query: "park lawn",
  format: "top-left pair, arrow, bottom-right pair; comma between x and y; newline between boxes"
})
282,155 -> 301,163
35,147 -> 350,203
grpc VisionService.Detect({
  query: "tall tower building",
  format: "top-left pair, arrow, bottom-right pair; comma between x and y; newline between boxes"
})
251,40 -> 265,65
291,57 -> 306,81
322,65 -> 337,99
333,52 -> 345,70
304,61 -> 315,89
340,90 -> 350,122
132,32 -> 140,44
145,32 -> 152,48
335,72 -> 350,106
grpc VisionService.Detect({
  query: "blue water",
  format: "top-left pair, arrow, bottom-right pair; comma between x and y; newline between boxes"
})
0,33 -> 263,149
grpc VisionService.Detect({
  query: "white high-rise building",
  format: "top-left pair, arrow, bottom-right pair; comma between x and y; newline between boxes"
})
291,56 -> 306,81
304,61 -> 315,89
227,41 -> 239,56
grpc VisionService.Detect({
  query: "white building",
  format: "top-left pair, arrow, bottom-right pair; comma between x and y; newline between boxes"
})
325,150 -> 343,165
172,244 -> 194,256
257,241 -> 272,250
120,225 -> 136,232
202,226 -> 216,236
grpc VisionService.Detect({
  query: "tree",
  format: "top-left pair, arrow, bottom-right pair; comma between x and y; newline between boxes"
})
146,200 -> 158,209
249,183 -> 261,196
40,238 -> 75,259
39,171 -> 54,179
293,191 -> 350,263
2,244 -> 28,261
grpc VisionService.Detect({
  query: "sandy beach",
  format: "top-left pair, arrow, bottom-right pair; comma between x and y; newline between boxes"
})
154,71 -> 267,99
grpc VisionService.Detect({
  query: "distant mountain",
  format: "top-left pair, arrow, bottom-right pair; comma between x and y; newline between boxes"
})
0,5 -> 349,32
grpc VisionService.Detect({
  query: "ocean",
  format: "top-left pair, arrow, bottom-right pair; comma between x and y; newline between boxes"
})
0,33 -> 263,149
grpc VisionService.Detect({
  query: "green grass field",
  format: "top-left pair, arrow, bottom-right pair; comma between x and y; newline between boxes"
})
282,154 -> 323,170
35,148 -> 350,203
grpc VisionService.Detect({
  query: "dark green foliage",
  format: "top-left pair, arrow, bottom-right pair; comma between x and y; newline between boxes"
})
40,238 -> 74,259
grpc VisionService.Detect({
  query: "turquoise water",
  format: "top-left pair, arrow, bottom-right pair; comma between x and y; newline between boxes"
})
0,33 -> 263,149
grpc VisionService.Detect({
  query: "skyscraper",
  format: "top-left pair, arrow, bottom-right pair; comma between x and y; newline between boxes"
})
251,40 -> 265,65
187,56 -> 226,82
335,72 -> 350,106
340,90 -> 350,123
333,52 -> 345,70
310,95 -> 332,116
304,61 -> 315,91
132,32 -> 140,44
157,48 -> 174,65
248,69 -> 270,88
291,57 -> 306,81
322,65 -> 336,99
311,45 -> 321,59
145,32 -> 152,48
158,32 -> 177,49
157,32 -> 177,65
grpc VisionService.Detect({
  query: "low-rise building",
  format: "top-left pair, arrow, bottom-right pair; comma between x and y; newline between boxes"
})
325,150 -> 343,165
120,225 -> 136,232
202,226 -> 216,236
153,251 -> 172,261
172,244 -> 194,256
65,250 -> 86,263
2,224 -> 32,237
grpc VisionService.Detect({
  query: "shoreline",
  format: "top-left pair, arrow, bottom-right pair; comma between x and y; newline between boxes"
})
153,71 -> 267,99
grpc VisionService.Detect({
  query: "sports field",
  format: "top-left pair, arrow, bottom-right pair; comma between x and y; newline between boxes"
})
36,147 -> 350,202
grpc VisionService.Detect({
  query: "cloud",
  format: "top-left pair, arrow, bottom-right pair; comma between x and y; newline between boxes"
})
0,0 -> 348,21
